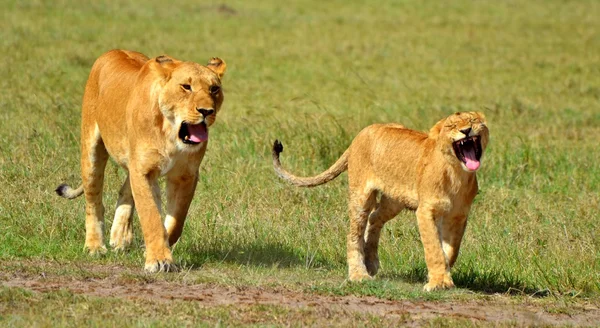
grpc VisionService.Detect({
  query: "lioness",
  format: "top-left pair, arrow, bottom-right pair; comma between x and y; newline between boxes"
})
56,50 -> 226,272
272,112 -> 489,291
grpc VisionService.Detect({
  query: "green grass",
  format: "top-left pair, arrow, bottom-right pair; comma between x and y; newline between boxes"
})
1,0 -> 600,325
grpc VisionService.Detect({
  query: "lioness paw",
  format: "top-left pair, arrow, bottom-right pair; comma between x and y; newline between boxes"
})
109,222 -> 133,251
423,276 -> 455,292
109,239 -> 131,252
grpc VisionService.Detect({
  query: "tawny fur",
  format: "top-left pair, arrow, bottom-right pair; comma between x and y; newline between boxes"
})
56,49 -> 226,273
273,112 -> 489,291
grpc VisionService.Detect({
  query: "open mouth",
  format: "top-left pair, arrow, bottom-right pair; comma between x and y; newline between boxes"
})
452,136 -> 482,171
178,122 -> 208,145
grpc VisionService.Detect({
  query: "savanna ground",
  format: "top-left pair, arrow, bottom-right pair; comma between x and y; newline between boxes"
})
1,0 -> 599,326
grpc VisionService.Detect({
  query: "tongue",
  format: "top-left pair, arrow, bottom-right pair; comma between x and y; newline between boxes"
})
464,158 -> 480,171
462,147 -> 480,171
187,123 -> 208,143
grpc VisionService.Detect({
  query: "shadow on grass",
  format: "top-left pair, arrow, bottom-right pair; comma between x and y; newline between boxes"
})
180,241 -> 547,297
180,241 -> 337,270
380,265 -> 548,296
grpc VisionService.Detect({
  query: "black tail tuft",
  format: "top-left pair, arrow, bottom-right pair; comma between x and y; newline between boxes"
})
55,184 -> 69,197
272,139 -> 284,156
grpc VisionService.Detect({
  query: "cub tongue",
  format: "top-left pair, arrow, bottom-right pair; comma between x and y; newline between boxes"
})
187,123 -> 208,143
462,147 -> 480,171
464,158 -> 480,171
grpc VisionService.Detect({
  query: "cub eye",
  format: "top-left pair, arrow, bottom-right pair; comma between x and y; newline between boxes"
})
209,85 -> 221,95
181,84 -> 192,91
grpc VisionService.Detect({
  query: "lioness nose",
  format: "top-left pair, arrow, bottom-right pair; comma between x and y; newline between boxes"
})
460,127 -> 471,136
197,108 -> 215,117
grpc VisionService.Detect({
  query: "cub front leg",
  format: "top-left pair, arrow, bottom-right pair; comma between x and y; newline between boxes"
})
416,206 -> 454,291
164,172 -> 199,246
129,169 -> 173,273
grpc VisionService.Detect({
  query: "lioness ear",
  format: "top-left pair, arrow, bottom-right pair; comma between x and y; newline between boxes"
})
207,57 -> 227,79
149,55 -> 179,82
428,117 -> 446,139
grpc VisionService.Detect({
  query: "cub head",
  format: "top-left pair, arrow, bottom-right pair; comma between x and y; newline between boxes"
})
429,112 -> 489,172
150,56 -> 227,149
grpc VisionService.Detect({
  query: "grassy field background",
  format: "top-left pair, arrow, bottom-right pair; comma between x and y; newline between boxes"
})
1,0 -> 599,325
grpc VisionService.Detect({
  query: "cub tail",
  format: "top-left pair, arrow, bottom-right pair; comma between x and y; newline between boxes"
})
272,139 -> 348,187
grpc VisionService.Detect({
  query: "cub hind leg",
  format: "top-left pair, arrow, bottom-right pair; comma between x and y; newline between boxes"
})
347,189 -> 377,281
441,214 -> 468,268
364,195 -> 403,276
81,124 -> 109,254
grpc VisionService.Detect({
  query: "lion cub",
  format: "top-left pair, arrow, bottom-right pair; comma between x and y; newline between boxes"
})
56,50 -> 226,272
272,112 -> 489,291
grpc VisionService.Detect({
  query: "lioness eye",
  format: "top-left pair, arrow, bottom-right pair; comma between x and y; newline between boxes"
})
209,85 -> 220,95
181,84 -> 192,91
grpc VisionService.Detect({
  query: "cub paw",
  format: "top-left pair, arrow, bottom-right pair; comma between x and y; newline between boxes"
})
85,244 -> 107,255
144,260 -> 178,273
348,269 -> 374,282
365,258 -> 380,276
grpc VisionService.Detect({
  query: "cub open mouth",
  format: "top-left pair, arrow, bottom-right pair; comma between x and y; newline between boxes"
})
452,136 -> 482,171
179,122 -> 208,145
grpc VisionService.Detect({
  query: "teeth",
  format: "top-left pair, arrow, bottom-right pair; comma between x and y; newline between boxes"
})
184,135 -> 189,141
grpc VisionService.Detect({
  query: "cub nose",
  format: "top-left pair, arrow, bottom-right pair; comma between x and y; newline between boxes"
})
460,127 -> 471,136
197,108 -> 215,117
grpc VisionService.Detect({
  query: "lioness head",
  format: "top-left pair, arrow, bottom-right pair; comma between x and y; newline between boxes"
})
150,56 -> 227,149
430,112 -> 489,172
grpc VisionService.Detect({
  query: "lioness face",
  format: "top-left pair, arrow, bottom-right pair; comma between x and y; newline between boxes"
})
441,112 -> 489,172
158,61 -> 224,150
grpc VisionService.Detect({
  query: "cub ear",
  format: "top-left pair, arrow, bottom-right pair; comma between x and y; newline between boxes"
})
206,57 -> 227,79
474,111 -> 487,124
428,117 -> 447,139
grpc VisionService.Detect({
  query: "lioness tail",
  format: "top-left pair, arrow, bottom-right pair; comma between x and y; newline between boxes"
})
55,183 -> 84,199
272,139 -> 349,187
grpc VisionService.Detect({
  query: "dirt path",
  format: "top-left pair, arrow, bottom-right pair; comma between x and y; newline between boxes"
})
2,263 -> 599,326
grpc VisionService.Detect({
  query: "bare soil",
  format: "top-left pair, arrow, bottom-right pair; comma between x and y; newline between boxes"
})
2,261 -> 599,326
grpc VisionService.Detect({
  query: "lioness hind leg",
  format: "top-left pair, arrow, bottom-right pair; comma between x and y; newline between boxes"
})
347,190 -> 377,282
81,125 -> 109,254
110,174 -> 135,251
364,195 -> 403,276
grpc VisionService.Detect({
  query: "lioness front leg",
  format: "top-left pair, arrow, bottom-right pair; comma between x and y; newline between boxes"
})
416,206 -> 454,291
164,172 -> 199,246
130,169 -> 173,273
